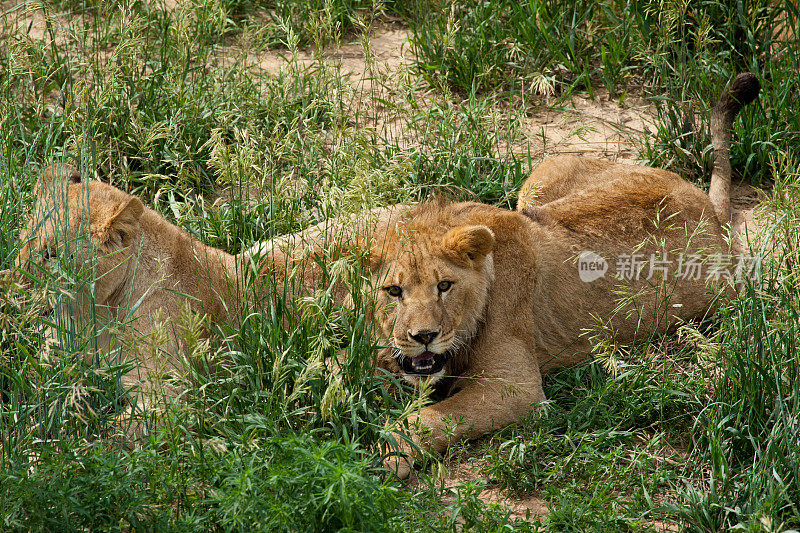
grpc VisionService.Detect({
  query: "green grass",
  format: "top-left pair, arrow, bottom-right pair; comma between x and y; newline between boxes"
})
2,0 -> 800,530
410,0 -> 800,185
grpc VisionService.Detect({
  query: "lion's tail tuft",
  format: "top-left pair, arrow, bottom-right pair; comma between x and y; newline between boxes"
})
708,72 -> 761,223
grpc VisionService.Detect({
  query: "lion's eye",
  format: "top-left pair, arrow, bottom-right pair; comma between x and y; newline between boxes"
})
437,280 -> 453,293
385,285 -> 403,298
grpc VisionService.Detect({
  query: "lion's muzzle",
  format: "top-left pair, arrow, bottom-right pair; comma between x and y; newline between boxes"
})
395,349 -> 450,376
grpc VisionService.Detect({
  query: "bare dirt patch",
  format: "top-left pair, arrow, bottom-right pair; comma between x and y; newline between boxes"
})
254,22 -> 412,79
445,462 -> 550,520
522,90 -> 655,163
1,0 -> 79,45
248,24 -> 658,164
284,24 -> 767,245
407,459 -> 550,521
731,181 -> 767,250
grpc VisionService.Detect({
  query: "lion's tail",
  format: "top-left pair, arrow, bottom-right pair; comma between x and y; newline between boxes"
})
708,72 -> 760,222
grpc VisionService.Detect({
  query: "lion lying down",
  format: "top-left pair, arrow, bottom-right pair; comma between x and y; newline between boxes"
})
253,73 -> 760,478
15,165 -> 260,425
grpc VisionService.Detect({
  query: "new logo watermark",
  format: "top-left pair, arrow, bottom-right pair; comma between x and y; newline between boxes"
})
576,251 -> 762,283
577,251 -> 608,282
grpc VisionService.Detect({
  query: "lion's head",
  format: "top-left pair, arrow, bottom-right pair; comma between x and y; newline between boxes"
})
16,164 -> 144,311
371,203 -> 495,384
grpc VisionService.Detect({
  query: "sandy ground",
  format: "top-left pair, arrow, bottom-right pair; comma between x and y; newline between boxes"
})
249,24 -> 653,161
4,3 -> 765,244
255,23 -> 413,77
434,461 -> 550,520
2,0 -> 78,44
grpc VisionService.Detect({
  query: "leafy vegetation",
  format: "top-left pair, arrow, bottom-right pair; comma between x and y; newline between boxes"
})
410,0 -> 799,185
1,0 -> 799,530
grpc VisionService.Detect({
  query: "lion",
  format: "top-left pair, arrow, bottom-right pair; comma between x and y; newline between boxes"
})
253,73 -> 760,479
15,165 -> 252,423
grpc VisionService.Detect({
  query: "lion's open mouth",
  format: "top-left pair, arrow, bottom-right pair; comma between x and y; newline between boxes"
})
396,349 -> 449,376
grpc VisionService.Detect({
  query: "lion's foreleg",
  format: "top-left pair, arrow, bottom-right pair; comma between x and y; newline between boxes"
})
386,338 -> 546,478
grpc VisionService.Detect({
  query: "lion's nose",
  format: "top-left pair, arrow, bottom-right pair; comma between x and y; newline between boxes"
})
409,330 -> 439,346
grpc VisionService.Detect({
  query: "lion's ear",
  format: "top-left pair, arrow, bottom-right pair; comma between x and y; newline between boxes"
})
35,164 -> 81,195
95,197 -> 144,249
443,225 -> 494,266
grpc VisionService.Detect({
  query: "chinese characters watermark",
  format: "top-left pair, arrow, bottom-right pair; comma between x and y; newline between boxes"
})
578,251 -> 761,283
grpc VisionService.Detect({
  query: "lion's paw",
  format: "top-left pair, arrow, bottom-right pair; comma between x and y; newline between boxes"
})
383,453 -> 414,480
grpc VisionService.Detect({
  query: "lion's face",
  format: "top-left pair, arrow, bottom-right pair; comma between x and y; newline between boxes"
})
15,164 -> 144,312
373,218 -> 495,384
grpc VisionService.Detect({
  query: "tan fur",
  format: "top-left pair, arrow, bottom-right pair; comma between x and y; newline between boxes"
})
16,164 -> 248,420
255,75 -> 758,479
258,182 -> 727,478
387,191 -> 729,475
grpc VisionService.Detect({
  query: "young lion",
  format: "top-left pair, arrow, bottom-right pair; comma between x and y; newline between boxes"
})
15,165 -> 253,420
256,73 -> 760,479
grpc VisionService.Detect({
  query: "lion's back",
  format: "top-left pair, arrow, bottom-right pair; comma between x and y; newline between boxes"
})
520,157 -> 725,252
